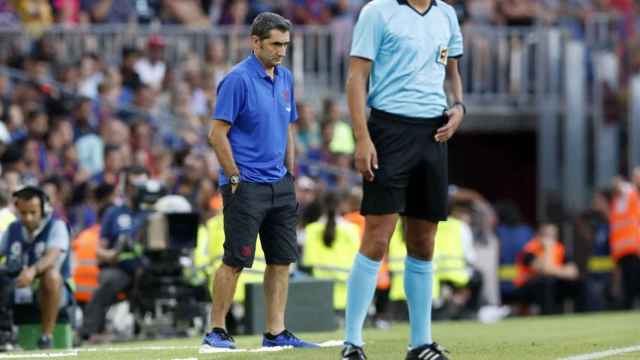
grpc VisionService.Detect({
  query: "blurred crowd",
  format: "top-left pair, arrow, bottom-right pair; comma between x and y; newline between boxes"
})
0,0 -> 364,29
0,0 -> 635,31
0,1 -> 637,347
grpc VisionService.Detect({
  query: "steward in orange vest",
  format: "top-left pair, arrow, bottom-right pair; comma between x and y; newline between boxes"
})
72,224 -> 101,304
514,224 -> 582,314
609,179 -> 640,309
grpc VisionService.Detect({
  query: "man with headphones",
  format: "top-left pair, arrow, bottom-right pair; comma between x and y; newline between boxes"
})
0,185 -> 72,349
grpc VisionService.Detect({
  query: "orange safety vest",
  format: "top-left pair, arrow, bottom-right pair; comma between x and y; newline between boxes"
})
72,224 -> 101,303
609,186 -> 640,262
513,237 -> 564,287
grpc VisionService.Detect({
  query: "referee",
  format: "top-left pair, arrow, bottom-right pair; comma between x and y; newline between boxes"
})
341,0 -> 465,359
201,12 -> 317,350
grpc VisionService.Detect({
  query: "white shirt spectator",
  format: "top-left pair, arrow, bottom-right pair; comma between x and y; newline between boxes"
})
134,58 -> 166,91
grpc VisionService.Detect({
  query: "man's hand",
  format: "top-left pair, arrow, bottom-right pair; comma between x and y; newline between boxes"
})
15,266 -> 36,288
435,105 -> 464,143
355,137 -> 378,182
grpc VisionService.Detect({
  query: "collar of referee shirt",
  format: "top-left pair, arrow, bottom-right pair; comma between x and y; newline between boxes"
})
248,52 -> 280,80
396,0 -> 437,16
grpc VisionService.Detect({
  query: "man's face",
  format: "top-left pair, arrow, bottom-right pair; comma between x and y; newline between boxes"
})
16,197 -> 43,232
253,30 -> 290,68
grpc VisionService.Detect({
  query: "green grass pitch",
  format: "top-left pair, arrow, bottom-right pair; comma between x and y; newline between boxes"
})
7,311 -> 640,360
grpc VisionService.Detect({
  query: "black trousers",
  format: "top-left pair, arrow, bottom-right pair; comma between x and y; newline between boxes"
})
0,273 -> 13,333
618,255 -> 640,309
80,267 -> 132,337
518,276 -> 586,314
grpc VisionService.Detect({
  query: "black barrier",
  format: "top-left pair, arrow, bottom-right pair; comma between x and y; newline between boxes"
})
244,278 -> 337,335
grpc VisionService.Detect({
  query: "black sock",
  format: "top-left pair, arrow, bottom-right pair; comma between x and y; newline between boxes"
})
212,327 -> 227,334
264,330 -> 285,339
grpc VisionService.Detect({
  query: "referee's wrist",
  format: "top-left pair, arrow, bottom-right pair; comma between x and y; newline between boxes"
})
451,101 -> 466,115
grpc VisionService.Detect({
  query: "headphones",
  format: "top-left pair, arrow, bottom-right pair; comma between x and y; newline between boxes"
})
12,185 -> 51,217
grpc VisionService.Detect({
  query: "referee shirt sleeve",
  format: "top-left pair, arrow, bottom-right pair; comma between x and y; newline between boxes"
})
350,4 -> 384,61
447,7 -> 463,58
213,73 -> 247,124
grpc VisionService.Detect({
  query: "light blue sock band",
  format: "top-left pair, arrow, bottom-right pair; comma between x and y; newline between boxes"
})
344,253 -> 381,347
404,256 -> 433,349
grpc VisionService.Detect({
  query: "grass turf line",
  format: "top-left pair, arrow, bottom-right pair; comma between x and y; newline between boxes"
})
7,311 -> 639,360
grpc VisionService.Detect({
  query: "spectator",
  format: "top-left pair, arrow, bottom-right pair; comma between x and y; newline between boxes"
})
91,144 -> 124,187
495,200 -> 534,303
83,0 -> 136,24
291,0 -> 331,24
0,186 -> 72,349
79,166 -> 148,343
12,0 -> 53,31
218,0 -> 251,25
608,177 -> 640,309
0,1 -> 20,27
78,53 -> 104,98
322,98 -> 354,156
162,0 -> 210,26
294,101 -> 320,156
52,0 -> 86,25
134,36 -> 167,92
573,188 -> 613,311
514,223 -> 583,314
203,38 -> 232,89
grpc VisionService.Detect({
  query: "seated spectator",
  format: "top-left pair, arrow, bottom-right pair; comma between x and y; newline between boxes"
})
0,186 -> 72,349
80,167 -> 148,343
513,223 -> 583,314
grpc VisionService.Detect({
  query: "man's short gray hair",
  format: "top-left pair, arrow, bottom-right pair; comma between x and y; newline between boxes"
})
250,12 -> 292,40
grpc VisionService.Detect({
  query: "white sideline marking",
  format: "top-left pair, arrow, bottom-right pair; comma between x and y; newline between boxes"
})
0,351 -> 78,358
198,339 -> 342,354
558,344 -> 640,360
0,339 -> 342,358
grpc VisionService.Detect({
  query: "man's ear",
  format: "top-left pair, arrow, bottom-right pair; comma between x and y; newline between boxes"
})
251,35 -> 261,48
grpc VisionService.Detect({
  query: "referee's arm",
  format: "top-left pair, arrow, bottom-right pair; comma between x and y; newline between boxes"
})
346,57 -> 377,181
435,59 -> 465,143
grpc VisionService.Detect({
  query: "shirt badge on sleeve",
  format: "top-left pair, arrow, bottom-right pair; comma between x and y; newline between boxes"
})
437,45 -> 448,65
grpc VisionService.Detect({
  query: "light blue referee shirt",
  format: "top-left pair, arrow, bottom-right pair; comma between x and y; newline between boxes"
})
351,0 -> 463,118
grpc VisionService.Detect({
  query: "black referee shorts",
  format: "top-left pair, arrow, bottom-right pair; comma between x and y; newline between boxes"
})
221,173 -> 298,268
361,108 -> 449,222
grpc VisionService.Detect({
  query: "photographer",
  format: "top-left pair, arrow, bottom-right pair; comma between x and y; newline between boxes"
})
80,166 -> 148,343
0,186 -> 72,350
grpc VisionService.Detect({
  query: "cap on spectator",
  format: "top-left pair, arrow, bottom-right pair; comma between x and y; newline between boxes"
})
147,35 -> 166,48
296,176 -> 315,191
